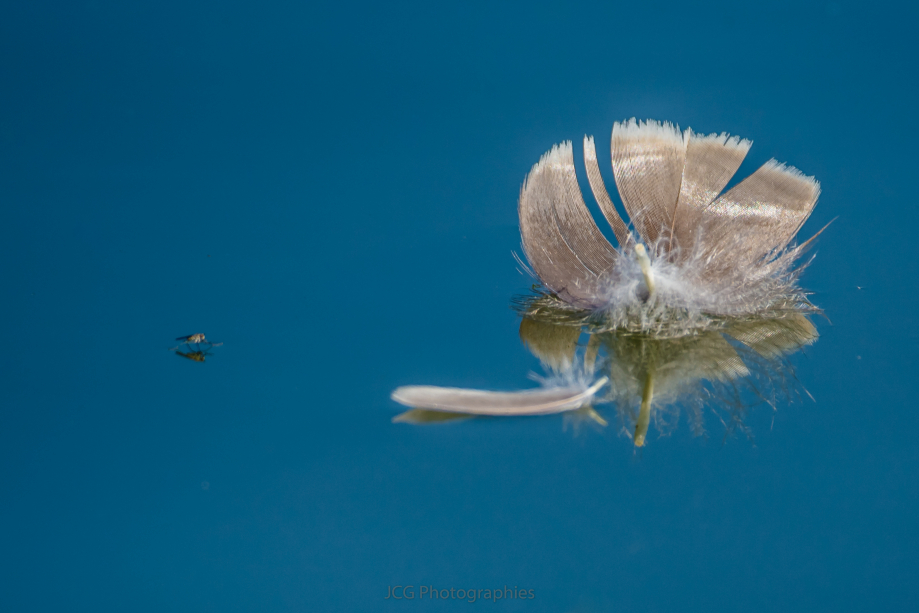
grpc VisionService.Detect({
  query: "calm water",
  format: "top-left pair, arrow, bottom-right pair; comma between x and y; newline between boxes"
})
2,2 -> 917,611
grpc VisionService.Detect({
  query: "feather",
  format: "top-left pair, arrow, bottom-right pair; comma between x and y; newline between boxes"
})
391,377 -> 608,416
701,159 -> 821,266
583,135 -> 631,247
610,119 -> 686,247
670,130 -> 751,259
546,141 -> 619,277
517,119 -> 823,330
518,144 -> 602,307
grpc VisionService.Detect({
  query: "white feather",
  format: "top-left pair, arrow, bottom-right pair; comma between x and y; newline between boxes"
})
391,377 -> 608,416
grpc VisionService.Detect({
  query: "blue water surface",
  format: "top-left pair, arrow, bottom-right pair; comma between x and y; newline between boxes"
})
1,1 -> 917,611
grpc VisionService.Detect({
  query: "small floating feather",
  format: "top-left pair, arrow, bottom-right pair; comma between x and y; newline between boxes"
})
391,377 -> 609,417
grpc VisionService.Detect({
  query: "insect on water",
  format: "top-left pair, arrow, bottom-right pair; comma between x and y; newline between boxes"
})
170,333 -> 223,359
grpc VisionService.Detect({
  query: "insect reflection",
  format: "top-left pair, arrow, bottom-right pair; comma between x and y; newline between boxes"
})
175,349 -> 210,362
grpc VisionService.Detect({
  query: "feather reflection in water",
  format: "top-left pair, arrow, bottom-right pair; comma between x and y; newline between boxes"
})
518,312 -> 818,445
596,316 -> 817,445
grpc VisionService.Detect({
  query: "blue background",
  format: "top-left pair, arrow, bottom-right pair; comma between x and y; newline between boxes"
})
1,1 -> 917,611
